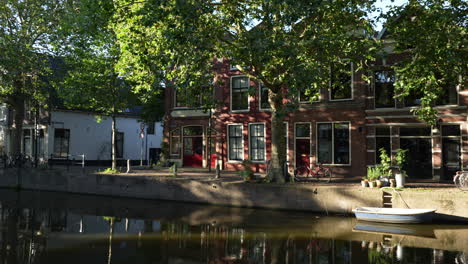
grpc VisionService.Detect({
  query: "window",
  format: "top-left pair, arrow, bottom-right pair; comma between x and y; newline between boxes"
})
183,126 -> 203,136
170,129 -> 181,156
174,89 -> 204,108
259,84 -> 271,110
375,70 -> 395,108
436,83 -> 458,105
295,123 -> 310,138
53,128 -> 70,158
330,63 -> 353,100
116,132 -> 124,158
228,124 -> 243,161
404,90 -> 423,107
317,122 -> 350,164
231,76 -> 249,111
400,127 -> 431,137
249,124 -> 265,162
375,127 -> 391,164
146,122 -> 155,135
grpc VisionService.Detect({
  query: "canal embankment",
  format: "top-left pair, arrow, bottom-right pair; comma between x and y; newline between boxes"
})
0,168 -> 467,223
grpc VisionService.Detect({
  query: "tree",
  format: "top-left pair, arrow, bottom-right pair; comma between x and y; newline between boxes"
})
58,0 -> 138,170
0,0 -> 71,155
113,0 -> 378,182
384,0 -> 467,124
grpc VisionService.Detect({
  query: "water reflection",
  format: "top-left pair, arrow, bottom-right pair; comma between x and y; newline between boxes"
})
0,189 -> 466,264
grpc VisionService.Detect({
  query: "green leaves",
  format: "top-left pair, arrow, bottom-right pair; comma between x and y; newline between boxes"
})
385,0 -> 467,123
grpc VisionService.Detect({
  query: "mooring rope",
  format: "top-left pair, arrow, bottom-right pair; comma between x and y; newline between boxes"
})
381,187 -> 411,209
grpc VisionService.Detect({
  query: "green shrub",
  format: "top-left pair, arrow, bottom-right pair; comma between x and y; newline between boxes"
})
102,168 -> 119,174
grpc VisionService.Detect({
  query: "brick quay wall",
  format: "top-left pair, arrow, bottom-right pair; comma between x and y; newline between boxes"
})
0,168 -> 466,223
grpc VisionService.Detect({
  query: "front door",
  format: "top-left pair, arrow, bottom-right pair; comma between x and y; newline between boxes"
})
295,139 -> 310,168
441,125 -> 461,181
183,137 -> 203,167
182,126 -> 204,167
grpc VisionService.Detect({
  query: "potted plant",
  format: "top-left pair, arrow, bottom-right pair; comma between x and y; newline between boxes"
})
394,149 -> 408,188
378,148 -> 393,186
367,166 -> 377,188
361,176 -> 369,187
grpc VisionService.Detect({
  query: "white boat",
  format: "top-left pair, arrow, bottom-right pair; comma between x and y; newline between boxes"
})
352,207 -> 436,224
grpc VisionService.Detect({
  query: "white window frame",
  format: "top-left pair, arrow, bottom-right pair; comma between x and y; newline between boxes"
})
373,69 -> 397,109
259,83 -> 271,111
248,123 -> 266,163
316,121 -> 352,166
227,123 -> 244,162
329,62 -> 354,102
230,75 -> 250,113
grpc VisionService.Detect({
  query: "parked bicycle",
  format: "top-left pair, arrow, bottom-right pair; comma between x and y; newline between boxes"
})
294,163 -> 332,182
454,171 -> 468,191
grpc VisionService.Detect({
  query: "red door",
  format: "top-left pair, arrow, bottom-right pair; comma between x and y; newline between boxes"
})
183,137 -> 203,167
295,139 -> 310,168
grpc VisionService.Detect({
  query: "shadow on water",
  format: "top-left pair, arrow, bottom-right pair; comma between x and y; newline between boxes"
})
0,188 -> 467,264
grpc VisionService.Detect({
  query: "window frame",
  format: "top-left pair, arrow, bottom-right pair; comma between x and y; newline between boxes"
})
294,122 -> 311,166
259,83 -> 271,111
230,75 -> 250,113
373,69 -> 397,109
316,121 -> 351,166
53,128 -> 70,158
115,131 -> 124,159
329,62 -> 354,102
169,128 -> 181,157
375,126 -> 392,164
146,122 -> 155,135
248,123 -> 266,163
227,123 -> 244,162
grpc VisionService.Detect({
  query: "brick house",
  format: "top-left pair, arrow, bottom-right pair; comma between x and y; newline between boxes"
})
163,47 -> 467,181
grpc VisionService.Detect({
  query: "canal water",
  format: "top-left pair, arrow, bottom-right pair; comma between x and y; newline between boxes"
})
0,189 -> 466,264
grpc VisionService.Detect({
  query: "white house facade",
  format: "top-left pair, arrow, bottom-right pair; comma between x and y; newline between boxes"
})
0,106 -> 163,165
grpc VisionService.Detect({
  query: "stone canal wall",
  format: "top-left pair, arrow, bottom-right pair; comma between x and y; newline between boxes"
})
0,169 -> 467,222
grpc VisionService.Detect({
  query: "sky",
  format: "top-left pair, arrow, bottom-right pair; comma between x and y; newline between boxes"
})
372,0 -> 409,30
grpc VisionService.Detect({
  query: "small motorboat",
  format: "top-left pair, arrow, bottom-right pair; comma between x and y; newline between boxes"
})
352,207 -> 436,224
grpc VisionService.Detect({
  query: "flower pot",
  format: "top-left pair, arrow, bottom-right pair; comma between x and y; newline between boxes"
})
361,180 -> 368,188
368,181 -> 375,188
389,179 -> 396,188
395,173 -> 405,188
375,179 -> 382,188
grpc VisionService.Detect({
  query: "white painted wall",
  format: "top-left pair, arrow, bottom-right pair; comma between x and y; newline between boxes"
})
48,111 -> 162,161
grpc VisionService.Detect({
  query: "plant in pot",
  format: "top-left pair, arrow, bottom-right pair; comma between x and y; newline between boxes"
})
394,149 -> 408,188
367,166 -> 378,188
362,169 -> 371,187
378,148 -> 393,187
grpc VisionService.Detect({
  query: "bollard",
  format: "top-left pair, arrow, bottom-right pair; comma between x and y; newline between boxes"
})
126,159 -> 131,173
215,163 -> 221,179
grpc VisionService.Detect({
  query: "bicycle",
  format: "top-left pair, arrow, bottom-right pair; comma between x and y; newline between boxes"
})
294,163 -> 332,182
454,171 -> 468,191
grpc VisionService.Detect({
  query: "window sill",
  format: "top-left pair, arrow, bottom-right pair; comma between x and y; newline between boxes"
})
227,160 -> 243,164
231,110 -> 250,113
320,163 -> 351,167
329,98 -> 353,102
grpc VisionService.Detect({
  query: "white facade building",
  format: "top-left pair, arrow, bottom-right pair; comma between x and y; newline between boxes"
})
0,107 -> 163,165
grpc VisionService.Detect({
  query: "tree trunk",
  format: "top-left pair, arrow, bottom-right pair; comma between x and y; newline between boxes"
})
267,90 -> 287,183
111,115 -> 117,171
11,93 -> 25,156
